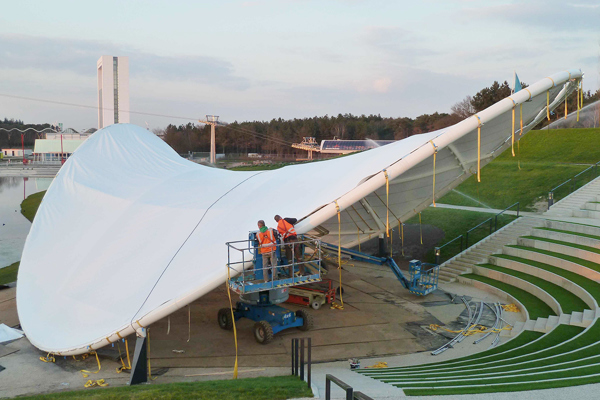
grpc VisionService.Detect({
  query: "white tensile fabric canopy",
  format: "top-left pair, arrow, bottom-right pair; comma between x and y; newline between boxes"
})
17,69 -> 582,355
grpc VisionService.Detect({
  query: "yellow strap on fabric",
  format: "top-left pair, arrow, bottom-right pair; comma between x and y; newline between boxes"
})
429,141 -> 437,207
511,106 -> 515,157
332,200 -> 344,310
226,265 -> 239,378
577,80 -> 581,122
518,104 -> 523,170
547,91 -> 550,121
474,115 -> 481,182
389,225 -> 393,258
80,352 -> 101,378
384,170 -> 389,237
84,379 -> 108,388
564,93 -> 568,120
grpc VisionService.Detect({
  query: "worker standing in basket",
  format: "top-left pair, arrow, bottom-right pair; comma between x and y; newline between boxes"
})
274,215 -> 303,276
257,220 -> 278,282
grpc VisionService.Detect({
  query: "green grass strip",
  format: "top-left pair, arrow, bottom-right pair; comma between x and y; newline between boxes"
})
404,374 -> 600,395
508,245 -> 600,273
357,330 -> 543,373
493,254 -> 600,304
16,375 -> 313,400
476,264 -> 588,314
0,261 -> 19,285
462,274 -> 556,319
534,227 -> 600,242
392,322 -> 595,386
522,236 -> 600,255
380,343 -> 600,383
361,325 -> 576,376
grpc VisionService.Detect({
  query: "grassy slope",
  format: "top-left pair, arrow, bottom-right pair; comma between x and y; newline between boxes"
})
438,128 -> 600,210
16,376 -> 312,400
0,190 -> 45,282
21,190 -> 45,222
406,208 -> 515,263
0,261 -> 19,285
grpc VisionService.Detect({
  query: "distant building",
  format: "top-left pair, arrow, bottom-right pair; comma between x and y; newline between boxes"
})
32,132 -> 90,163
2,148 -> 32,157
292,137 -> 396,159
97,56 -> 130,129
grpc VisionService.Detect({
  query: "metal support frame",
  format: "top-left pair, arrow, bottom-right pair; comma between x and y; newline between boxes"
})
129,330 -> 148,385
291,338 -> 311,388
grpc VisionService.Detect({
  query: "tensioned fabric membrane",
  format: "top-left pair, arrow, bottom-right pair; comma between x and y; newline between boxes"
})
17,69 -> 582,355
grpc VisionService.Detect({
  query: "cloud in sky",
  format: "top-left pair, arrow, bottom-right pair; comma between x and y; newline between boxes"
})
0,1 -> 597,129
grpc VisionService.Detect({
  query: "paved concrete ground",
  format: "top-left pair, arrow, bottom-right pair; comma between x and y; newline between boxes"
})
0,260 -> 518,398
0,165 -> 59,178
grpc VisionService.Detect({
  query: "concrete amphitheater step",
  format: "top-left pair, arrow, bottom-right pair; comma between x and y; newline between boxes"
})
517,236 -> 600,264
546,220 -> 600,237
363,322 -> 600,396
532,227 -> 600,249
488,256 -> 597,312
502,245 -> 600,282
573,209 -> 600,219
473,264 -> 592,317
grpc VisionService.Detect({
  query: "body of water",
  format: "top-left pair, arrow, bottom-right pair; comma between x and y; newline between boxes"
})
0,177 -> 53,268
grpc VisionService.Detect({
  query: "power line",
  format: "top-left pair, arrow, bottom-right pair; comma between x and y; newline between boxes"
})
0,92 -> 295,147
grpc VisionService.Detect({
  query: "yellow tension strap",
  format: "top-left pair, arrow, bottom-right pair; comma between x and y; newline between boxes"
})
564,92 -> 568,120
365,362 -> 388,369
577,80 -> 581,122
389,224 -> 393,258
474,115 -> 481,182
84,379 -> 108,388
429,141 -> 438,207
384,170 -> 390,237
519,104 -> 523,170
116,339 -> 132,373
511,104 -> 516,157
502,303 -> 520,312
40,353 -> 55,363
332,201 -> 344,310
547,90 -> 550,121
80,352 -> 102,378
226,266 -> 239,378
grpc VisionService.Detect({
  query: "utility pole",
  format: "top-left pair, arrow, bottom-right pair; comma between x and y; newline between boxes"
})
198,115 -> 221,164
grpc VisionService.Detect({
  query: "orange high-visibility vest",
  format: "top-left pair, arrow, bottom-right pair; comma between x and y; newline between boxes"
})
277,219 -> 297,240
257,228 -> 277,254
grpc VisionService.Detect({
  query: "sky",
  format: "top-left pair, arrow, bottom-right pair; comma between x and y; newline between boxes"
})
0,0 -> 598,131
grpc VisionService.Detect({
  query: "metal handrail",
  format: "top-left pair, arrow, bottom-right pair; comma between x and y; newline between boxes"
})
325,374 -> 374,400
548,161 -> 600,208
435,202 -> 519,264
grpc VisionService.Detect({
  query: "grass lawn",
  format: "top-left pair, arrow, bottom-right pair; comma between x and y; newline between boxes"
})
21,190 -> 46,222
229,163 -> 288,171
438,128 -> 600,210
407,208 -> 516,263
0,261 -> 19,285
17,376 -> 312,400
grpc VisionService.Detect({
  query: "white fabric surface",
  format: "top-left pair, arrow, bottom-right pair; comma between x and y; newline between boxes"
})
17,69 -> 582,355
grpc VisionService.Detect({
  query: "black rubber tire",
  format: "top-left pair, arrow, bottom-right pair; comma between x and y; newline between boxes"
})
217,308 -> 233,330
254,321 -> 274,344
296,309 -> 314,331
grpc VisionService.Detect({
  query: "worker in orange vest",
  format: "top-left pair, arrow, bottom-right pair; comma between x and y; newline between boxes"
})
274,215 -> 303,276
257,220 -> 278,282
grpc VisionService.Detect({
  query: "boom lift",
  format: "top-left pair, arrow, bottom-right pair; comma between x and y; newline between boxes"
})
219,233 -> 323,344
